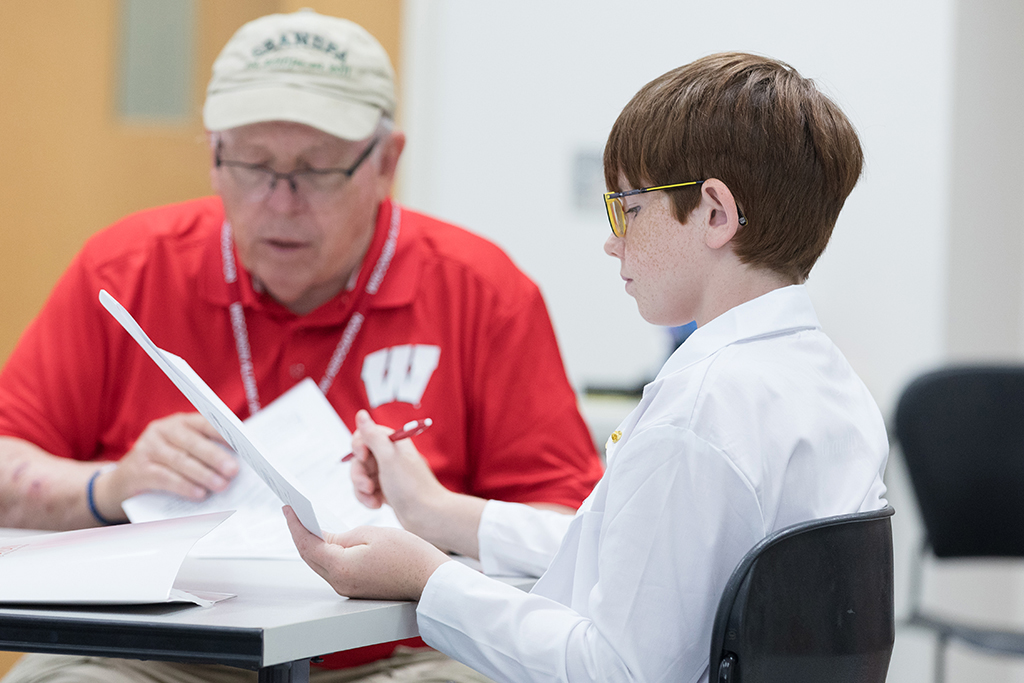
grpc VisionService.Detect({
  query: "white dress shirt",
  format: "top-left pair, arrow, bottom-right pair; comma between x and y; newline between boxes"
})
417,285 -> 889,683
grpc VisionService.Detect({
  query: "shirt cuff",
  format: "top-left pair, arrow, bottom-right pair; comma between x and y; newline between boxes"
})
416,558 -> 534,669
419,558 -> 470,621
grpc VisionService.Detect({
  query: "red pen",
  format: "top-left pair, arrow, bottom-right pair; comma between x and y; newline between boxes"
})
341,418 -> 433,462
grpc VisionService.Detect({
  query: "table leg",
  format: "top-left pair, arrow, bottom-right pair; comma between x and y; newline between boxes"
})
257,659 -> 309,683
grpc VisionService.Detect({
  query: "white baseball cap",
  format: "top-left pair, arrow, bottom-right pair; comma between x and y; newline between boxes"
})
203,9 -> 395,141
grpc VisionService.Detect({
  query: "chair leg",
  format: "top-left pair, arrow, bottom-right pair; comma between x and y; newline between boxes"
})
934,633 -> 948,683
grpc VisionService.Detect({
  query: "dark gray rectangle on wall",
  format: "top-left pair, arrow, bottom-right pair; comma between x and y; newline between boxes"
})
118,0 -> 195,121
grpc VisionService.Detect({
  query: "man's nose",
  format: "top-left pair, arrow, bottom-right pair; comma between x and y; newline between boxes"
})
265,174 -> 302,211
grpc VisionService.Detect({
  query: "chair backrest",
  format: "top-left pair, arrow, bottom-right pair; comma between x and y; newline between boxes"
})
709,506 -> 895,683
894,365 -> 1024,558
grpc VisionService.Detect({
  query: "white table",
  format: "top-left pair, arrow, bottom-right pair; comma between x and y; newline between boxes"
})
0,549 -> 530,683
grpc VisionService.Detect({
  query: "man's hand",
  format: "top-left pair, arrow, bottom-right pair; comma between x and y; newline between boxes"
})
284,505 -> 450,601
94,413 -> 239,522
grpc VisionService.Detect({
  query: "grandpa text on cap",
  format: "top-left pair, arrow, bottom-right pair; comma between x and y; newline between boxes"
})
203,9 -> 396,141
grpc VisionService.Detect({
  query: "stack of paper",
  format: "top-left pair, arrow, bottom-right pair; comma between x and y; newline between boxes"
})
0,512 -> 234,605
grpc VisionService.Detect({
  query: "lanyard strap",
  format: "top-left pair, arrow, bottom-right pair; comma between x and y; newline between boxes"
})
221,205 -> 402,415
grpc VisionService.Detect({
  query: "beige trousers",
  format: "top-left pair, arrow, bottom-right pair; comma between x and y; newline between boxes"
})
1,648 -> 496,683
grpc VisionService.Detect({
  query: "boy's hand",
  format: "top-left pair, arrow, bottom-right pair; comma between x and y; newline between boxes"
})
284,505 -> 450,601
349,410 -> 449,528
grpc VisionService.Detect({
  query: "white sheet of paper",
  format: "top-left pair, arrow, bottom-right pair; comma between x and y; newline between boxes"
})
0,512 -> 234,605
98,289 -> 322,538
124,378 -> 401,559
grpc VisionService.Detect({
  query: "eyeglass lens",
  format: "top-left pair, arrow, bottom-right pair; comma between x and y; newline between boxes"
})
224,166 -> 348,201
606,197 -> 628,237
217,137 -> 379,203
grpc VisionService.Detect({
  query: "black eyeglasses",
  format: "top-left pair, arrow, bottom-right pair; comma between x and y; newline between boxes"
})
603,180 -> 747,237
215,136 -> 380,202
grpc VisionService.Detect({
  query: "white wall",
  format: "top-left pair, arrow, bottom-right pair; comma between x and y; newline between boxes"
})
946,1 -> 1024,360
398,0 -> 954,420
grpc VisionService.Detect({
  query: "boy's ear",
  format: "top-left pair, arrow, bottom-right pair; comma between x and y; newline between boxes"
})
700,179 -> 744,250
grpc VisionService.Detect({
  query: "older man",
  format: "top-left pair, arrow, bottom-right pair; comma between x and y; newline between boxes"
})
0,10 -> 602,683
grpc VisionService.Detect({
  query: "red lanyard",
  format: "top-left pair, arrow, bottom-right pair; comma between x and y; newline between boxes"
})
220,205 -> 402,415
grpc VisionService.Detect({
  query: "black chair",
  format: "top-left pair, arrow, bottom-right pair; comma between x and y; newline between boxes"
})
894,365 -> 1024,682
710,506 -> 895,683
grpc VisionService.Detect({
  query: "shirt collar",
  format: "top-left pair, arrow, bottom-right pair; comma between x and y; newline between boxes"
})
655,284 -> 821,381
199,198 -> 419,323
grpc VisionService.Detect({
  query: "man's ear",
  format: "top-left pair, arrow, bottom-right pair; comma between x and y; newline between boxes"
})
375,130 -> 406,197
700,179 -> 743,250
207,131 -> 222,194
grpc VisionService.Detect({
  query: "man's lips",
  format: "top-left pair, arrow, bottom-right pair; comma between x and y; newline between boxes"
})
262,237 -> 310,250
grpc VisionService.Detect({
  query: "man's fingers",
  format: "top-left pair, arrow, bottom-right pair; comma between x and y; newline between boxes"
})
139,461 -> 210,501
131,412 -> 240,496
165,415 -> 239,479
181,413 -> 229,446
149,439 -> 231,494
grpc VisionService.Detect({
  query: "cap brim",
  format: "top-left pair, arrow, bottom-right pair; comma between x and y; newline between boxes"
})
203,85 -> 383,141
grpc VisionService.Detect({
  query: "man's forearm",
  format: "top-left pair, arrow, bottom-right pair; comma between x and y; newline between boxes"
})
0,436 -> 103,530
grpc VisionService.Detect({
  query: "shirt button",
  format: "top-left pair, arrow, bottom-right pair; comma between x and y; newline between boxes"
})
289,363 -> 306,379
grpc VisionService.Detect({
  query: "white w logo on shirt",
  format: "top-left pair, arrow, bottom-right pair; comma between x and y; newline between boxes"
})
360,345 -> 441,408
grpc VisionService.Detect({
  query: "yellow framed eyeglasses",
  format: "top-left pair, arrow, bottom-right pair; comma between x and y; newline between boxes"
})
603,180 -> 747,237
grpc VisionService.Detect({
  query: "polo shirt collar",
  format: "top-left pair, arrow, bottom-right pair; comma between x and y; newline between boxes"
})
656,284 -> 821,381
199,198 -> 419,325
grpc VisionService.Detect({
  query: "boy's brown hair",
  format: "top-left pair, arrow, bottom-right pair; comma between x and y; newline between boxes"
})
604,52 -> 863,281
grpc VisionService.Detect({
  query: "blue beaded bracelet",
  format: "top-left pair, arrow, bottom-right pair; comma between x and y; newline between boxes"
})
87,464 -> 120,526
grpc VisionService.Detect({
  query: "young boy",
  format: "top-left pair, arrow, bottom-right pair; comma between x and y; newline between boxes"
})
286,52 -> 889,683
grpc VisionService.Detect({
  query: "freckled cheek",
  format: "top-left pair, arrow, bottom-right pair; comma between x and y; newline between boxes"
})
623,228 -> 660,275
